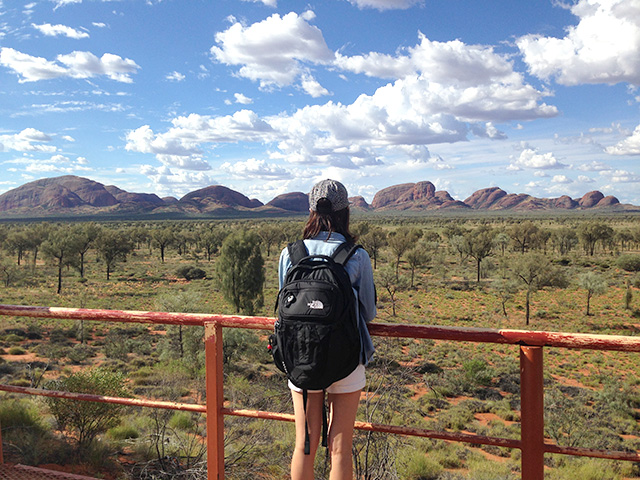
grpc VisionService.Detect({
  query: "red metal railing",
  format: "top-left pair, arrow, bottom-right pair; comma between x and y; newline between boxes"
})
0,304 -> 639,480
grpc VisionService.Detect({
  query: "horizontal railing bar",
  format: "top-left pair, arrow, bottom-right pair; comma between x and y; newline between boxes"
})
0,384 -> 206,412
544,442 -> 640,462
222,407 -> 521,449
0,304 -> 265,328
4,383 -> 638,462
2,304 -> 639,352
2,303 -> 640,469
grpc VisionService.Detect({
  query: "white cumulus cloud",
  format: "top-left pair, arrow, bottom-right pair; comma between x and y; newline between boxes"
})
606,124 -> 640,154
346,0 -> 423,10
211,11 -> 334,95
517,0 -> 640,85
0,128 -> 56,153
0,48 -> 139,83
234,93 -> 253,104
240,0 -> 277,6
552,174 -> 572,184
221,158 -> 289,179
512,148 -> 567,169
32,23 -> 89,39
334,34 -> 558,122
166,71 -> 185,82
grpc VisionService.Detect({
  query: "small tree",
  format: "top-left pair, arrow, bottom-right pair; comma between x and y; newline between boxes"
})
25,222 -> 51,268
4,229 -> 30,265
624,280 -> 633,310
552,226 -> 578,255
493,279 -> 518,320
155,290 -> 204,369
95,230 -> 134,280
360,229 -> 387,269
509,220 -> 539,254
578,272 -> 607,316
511,253 -> 565,325
215,230 -> 265,315
577,221 -> 614,256
463,226 -> 494,282
151,226 -> 176,263
71,223 -> 101,278
388,227 -> 421,279
0,259 -> 20,287
41,228 -> 81,294
405,246 -> 430,289
376,265 -> 408,317
256,223 -> 284,257
45,368 -> 128,452
198,228 -> 227,261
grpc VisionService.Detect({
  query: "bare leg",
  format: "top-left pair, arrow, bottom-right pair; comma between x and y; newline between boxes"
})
291,390 -> 324,480
327,390 -> 361,480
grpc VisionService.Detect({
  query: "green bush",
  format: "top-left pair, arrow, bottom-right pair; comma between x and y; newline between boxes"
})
0,399 -> 66,465
397,451 -> 443,480
176,265 -> 207,280
45,367 -> 129,451
107,424 -> 140,440
467,457 -> 517,479
67,343 -> 94,364
617,254 -> 640,272
7,346 -> 26,355
168,411 -> 196,431
5,333 -> 25,343
553,458 -> 621,480
462,359 -> 494,387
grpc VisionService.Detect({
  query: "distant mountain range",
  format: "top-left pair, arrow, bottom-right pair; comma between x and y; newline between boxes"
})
0,175 -> 636,219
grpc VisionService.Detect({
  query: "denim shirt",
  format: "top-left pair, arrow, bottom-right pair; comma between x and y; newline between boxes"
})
278,231 -> 377,365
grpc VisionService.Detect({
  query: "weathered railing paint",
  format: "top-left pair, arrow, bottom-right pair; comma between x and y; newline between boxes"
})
520,346 -> 544,480
0,304 -> 639,480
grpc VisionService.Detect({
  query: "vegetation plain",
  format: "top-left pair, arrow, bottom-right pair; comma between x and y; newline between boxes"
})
0,213 -> 639,480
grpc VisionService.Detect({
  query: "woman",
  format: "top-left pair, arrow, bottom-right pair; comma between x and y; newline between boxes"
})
278,179 -> 376,480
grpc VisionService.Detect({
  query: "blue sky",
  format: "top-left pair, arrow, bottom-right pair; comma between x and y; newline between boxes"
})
1,0 -> 639,205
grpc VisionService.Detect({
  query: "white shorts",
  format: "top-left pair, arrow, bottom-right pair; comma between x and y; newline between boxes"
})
288,364 -> 366,394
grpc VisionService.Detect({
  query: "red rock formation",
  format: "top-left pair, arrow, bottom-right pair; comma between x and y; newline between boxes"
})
463,187 -> 507,209
266,192 -> 309,212
579,191 -> 605,208
596,195 -> 620,207
179,185 -> 263,211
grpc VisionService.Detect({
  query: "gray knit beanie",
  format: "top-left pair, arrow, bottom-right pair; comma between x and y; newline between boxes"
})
308,179 -> 349,213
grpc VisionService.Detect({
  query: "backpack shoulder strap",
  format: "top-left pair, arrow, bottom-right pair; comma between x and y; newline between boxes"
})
331,242 -> 361,266
287,240 -> 308,265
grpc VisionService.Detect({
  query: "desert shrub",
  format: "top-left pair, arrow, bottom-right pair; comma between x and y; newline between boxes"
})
467,456 -> 517,479
9,379 -> 31,387
7,346 -> 26,355
67,343 -> 94,364
49,328 -> 72,345
553,458 -> 621,480
107,424 -> 140,440
435,405 -> 475,430
168,411 -> 196,431
45,367 -> 129,451
0,398 -> 66,465
176,265 -> 207,280
5,333 -> 25,343
462,358 -> 494,387
397,450 -> 443,480
428,445 -> 464,469
616,254 -> 640,272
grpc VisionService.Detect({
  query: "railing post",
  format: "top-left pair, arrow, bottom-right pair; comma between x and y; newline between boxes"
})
520,346 -> 544,480
0,419 -> 4,464
205,322 -> 225,480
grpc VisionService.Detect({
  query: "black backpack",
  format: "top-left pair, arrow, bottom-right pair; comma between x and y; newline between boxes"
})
269,240 -> 362,453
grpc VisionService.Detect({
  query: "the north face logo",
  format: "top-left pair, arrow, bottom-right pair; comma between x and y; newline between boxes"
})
307,300 -> 324,310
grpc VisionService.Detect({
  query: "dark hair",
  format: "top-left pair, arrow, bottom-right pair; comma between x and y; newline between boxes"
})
302,199 -> 355,243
